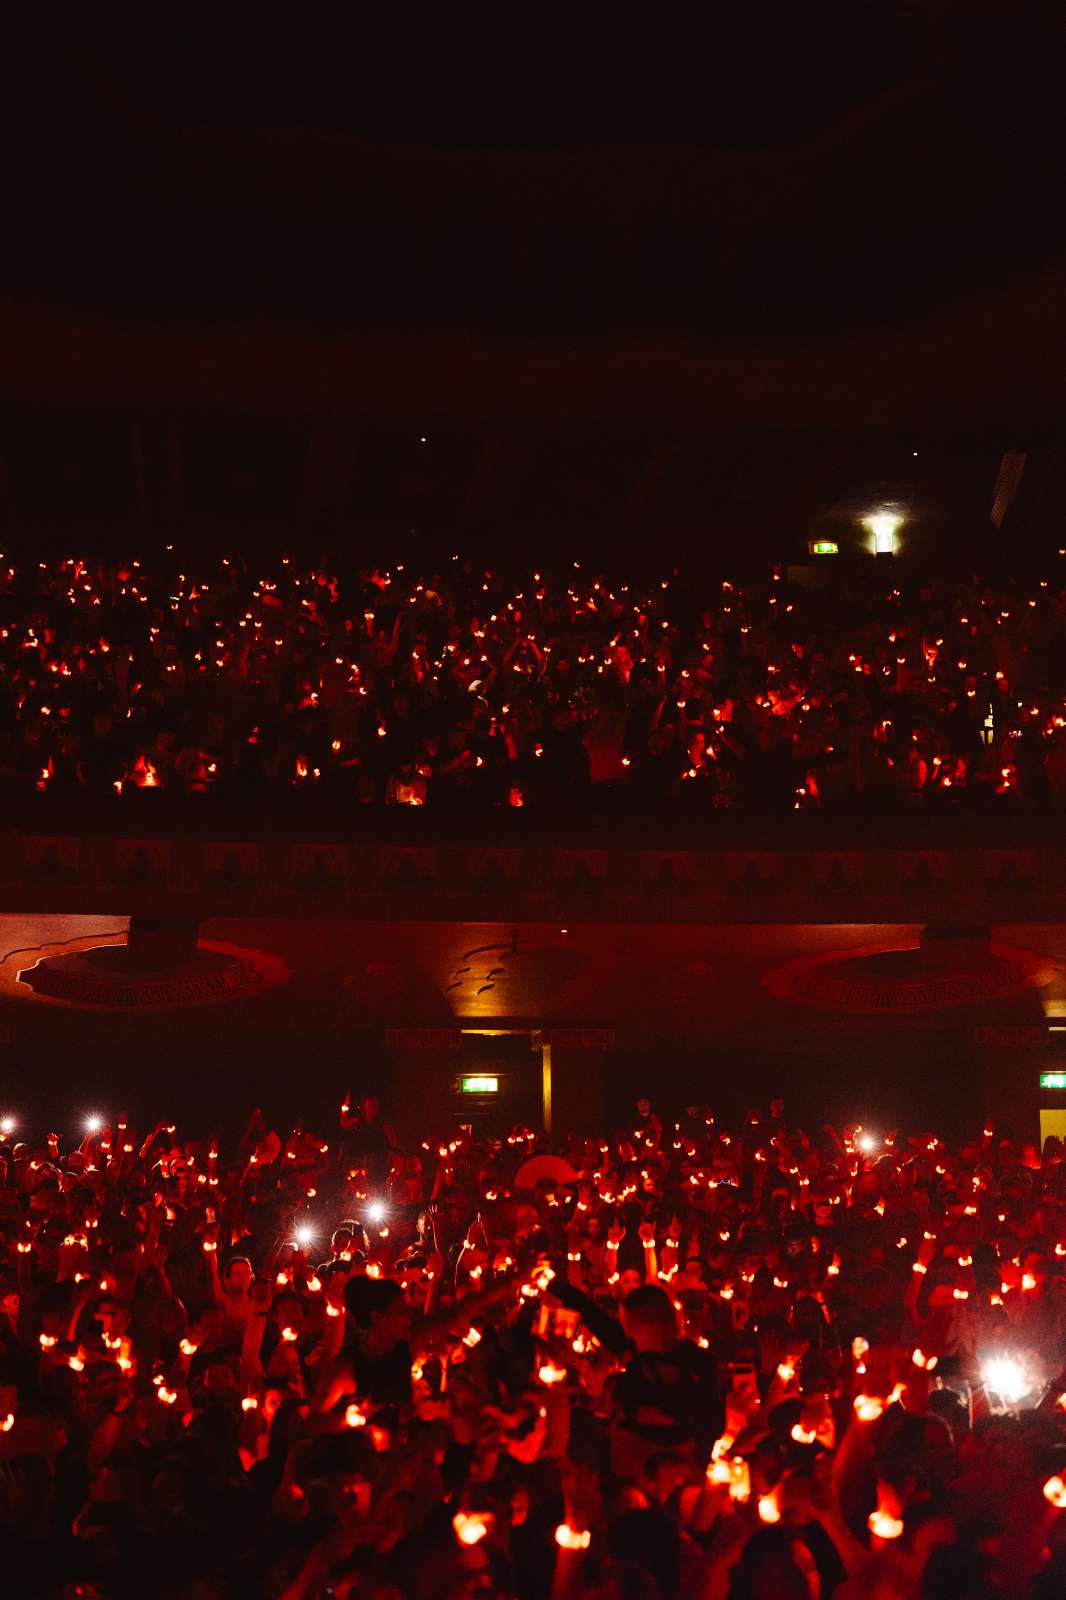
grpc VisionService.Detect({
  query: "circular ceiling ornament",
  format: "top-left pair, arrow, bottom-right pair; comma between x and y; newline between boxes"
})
762,939 -> 1049,1015
3,934 -> 289,1011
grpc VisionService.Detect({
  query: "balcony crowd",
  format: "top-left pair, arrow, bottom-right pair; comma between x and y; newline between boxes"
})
2,550 -> 1064,812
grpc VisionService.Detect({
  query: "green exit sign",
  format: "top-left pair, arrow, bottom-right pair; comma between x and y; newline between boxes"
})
1040,1071 -> 1066,1090
810,540 -> 839,556
461,1074 -> 499,1095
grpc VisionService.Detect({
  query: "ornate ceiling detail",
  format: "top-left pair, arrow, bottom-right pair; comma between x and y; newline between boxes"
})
763,939 -> 1050,1015
3,935 -> 289,1011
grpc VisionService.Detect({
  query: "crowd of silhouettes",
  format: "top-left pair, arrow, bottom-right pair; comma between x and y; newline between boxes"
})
3,1092 -> 1066,1597
2,548 -> 1065,812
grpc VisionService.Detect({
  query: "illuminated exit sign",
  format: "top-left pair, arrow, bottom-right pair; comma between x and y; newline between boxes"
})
1040,1071 -> 1066,1090
461,1075 -> 499,1095
810,541 -> 839,556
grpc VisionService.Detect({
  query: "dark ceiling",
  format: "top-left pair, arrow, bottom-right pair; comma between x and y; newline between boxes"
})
10,4 -> 1066,336
45,5 -> 905,146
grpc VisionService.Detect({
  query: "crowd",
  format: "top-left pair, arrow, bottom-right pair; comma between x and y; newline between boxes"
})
3,1095 -> 1066,1598
1,548 -> 1065,811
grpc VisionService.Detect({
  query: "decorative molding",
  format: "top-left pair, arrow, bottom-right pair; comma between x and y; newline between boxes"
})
385,1027 -> 462,1050
0,833 -> 1063,923
541,1027 -> 616,1048
763,939 -> 1048,1015
2,936 -> 289,1011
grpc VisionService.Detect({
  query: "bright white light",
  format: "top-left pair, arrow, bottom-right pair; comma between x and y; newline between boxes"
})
864,512 -> 903,556
84,1115 -> 102,1134
869,1509 -> 905,1539
454,1511 -> 490,1546
982,1355 -> 1029,1406
858,1134 -> 877,1153
294,1226 -> 315,1249
757,1493 -> 781,1524
0,1117 -> 14,1135
366,1202 -> 386,1225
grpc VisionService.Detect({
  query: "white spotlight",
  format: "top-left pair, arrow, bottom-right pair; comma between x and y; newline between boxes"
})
864,512 -> 903,555
982,1355 -> 1029,1407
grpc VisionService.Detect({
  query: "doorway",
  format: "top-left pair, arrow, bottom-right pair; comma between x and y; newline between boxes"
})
1039,1108 -> 1066,1148
454,1030 -> 546,1135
